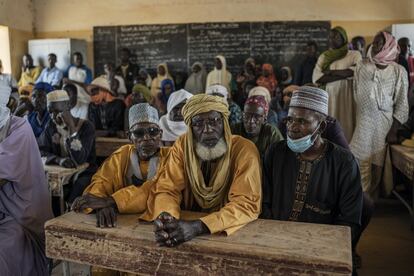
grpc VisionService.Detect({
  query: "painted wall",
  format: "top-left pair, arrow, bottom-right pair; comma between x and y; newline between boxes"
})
4,0 -> 414,77
0,0 -> 34,77
33,0 -> 414,72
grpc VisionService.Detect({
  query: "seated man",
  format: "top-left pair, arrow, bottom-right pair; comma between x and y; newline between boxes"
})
63,83 -> 91,120
72,103 -> 169,227
39,90 -> 96,207
0,84 -> 53,275
262,86 -> 363,268
141,94 -> 262,247
14,82 -> 54,140
88,77 -> 125,137
232,95 -> 284,158
63,52 -> 93,85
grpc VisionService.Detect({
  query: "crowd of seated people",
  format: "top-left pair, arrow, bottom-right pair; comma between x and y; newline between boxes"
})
1,27 -> 413,275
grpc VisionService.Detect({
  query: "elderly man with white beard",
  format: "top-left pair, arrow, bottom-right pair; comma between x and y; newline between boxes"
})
140,94 -> 262,247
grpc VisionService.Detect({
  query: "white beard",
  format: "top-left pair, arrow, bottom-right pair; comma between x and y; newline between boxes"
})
195,138 -> 227,161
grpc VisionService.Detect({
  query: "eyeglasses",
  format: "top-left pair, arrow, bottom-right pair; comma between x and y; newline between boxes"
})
191,117 -> 223,128
242,112 -> 265,123
129,127 -> 161,139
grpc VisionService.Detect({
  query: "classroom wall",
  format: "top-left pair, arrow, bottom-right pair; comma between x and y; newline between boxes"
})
0,0 -> 34,77
6,0 -> 414,75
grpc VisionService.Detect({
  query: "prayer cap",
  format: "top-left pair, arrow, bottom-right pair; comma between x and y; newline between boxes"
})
128,103 -> 159,128
289,86 -> 329,116
206,84 -> 229,99
182,94 -> 229,126
47,90 -> 70,103
248,86 -> 271,103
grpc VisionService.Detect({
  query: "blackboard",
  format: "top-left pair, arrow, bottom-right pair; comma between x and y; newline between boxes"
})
93,21 -> 330,77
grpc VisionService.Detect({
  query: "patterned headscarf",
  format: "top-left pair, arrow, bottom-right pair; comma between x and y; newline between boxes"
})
367,32 -> 400,66
245,95 -> 269,115
181,94 -> 232,211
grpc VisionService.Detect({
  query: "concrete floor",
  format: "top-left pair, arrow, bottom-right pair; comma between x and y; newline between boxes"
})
52,198 -> 414,276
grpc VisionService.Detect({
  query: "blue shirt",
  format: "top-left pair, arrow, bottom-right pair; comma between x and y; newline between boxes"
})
27,111 -> 50,138
36,67 -> 63,86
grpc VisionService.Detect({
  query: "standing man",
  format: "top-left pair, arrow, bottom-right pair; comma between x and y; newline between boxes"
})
397,37 -> 412,87
294,41 -> 318,86
0,84 -> 53,275
116,48 -> 139,94
351,32 -> 409,199
36,53 -> 63,87
64,52 -> 93,85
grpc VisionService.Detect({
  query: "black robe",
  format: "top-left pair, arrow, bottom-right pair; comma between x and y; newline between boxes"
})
88,99 -> 125,135
262,140 -> 362,246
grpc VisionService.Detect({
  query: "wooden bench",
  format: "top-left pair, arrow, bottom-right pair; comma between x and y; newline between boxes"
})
45,212 -> 352,275
390,145 -> 414,229
95,137 -> 130,157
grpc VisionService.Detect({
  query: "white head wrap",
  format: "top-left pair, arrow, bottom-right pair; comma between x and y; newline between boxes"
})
159,89 -> 193,142
0,84 -> 11,129
47,90 -> 70,103
206,84 -> 229,99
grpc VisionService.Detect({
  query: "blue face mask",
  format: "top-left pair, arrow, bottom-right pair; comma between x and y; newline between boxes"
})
287,124 -> 320,153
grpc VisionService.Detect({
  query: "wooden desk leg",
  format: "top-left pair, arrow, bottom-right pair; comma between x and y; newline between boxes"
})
59,177 -> 65,215
62,261 -> 70,276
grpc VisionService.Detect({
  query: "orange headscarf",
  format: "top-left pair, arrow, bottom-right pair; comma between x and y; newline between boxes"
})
91,89 -> 116,105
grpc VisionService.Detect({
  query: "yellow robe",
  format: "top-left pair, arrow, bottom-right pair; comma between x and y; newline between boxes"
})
18,67 -> 41,87
140,135 -> 262,235
83,144 -> 169,214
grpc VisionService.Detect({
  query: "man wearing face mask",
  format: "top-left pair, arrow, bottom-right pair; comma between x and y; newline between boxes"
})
39,90 -> 96,210
141,94 -> 261,247
262,86 -> 363,267
72,103 -> 169,227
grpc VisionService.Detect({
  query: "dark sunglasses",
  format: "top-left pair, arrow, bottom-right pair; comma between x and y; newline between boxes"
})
129,127 -> 161,139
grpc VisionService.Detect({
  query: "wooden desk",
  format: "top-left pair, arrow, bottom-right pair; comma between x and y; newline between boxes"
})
95,137 -> 130,157
44,163 -> 89,213
45,212 -> 352,275
390,145 -> 414,229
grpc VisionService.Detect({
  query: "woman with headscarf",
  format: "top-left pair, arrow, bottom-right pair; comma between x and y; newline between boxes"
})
154,79 -> 175,116
63,83 -> 91,120
184,62 -> 207,94
313,26 -> 362,141
206,55 -> 232,91
350,31 -> 409,200
278,66 -> 293,92
150,63 -> 174,97
248,86 -> 279,126
256,63 -> 278,97
159,89 -> 193,146
235,58 -> 257,107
